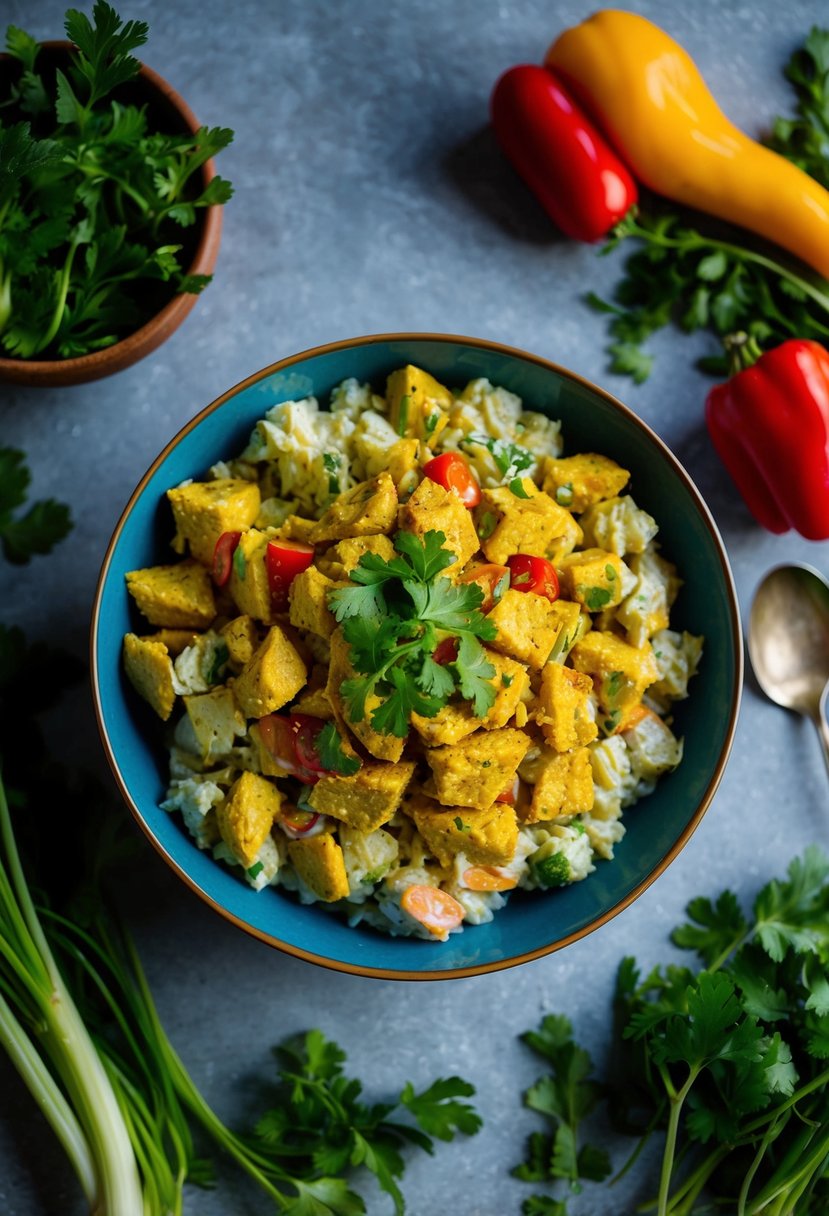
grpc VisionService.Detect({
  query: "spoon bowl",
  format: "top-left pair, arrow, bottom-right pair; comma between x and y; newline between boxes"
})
748,562 -> 829,774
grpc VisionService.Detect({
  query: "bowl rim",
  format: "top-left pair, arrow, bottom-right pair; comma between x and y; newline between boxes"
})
0,44 -> 223,386
90,331 -> 743,980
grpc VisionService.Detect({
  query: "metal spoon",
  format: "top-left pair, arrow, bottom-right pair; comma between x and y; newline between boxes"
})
748,562 -> 829,779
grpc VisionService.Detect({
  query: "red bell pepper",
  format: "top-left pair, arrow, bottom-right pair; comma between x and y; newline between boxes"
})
422,452 -> 481,507
265,539 -> 315,610
705,336 -> 829,540
490,64 -> 638,243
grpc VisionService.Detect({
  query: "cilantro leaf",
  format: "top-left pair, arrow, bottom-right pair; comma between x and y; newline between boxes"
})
0,448 -> 72,563
671,889 -> 749,967
453,634 -> 496,717
399,1076 -> 482,1141
461,433 -> 534,481
315,721 -> 360,777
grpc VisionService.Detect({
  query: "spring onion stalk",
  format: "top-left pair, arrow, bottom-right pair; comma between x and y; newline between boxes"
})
0,774 -> 144,1215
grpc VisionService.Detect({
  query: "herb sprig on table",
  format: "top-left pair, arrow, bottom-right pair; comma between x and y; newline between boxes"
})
0,1 -> 233,360
328,529 -> 497,736
515,848 -> 829,1215
590,27 -> 829,381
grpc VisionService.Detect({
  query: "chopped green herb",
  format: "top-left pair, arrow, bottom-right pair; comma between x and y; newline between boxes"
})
322,451 -> 340,495
453,817 -> 471,833
492,570 -> 510,604
424,411 -> 440,435
0,448 -> 72,563
481,760 -> 491,768
461,433 -> 534,481
603,709 -> 621,733
315,720 -> 361,776
232,543 -> 246,581
509,477 -> 532,499
605,670 -> 624,700
477,510 -> 497,540
328,530 -> 497,735
206,641 -> 229,685
501,673 -> 514,688
581,585 -> 612,612
246,861 -> 264,880
555,482 -> 574,507
605,564 -> 616,581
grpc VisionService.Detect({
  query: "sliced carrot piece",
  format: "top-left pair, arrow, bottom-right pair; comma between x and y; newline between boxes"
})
462,866 -> 518,892
400,884 -> 465,937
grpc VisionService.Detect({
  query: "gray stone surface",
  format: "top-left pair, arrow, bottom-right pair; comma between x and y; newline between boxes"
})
2,0 -> 829,1212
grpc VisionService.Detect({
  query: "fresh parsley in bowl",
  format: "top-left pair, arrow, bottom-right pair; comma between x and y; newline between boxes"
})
0,2 -> 233,385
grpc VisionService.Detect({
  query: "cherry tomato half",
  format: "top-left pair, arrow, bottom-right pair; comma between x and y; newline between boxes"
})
212,531 -> 242,587
290,713 -> 328,773
265,540 -> 315,610
279,808 -> 323,839
432,637 -> 460,666
422,452 -> 481,508
507,554 -> 559,601
257,713 -> 319,784
458,563 -> 510,612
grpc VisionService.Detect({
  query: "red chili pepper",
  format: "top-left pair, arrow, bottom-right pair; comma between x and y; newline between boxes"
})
422,452 -> 481,508
265,539 -> 315,610
490,64 -> 638,243
212,530 -> 242,586
705,336 -> 829,540
507,554 -> 560,601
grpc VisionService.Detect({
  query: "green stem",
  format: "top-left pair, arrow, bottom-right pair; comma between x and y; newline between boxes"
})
737,1112 -> 788,1216
657,1067 -> 699,1216
615,215 -> 829,317
663,1145 -> 728,1215
35,238 -> 81,356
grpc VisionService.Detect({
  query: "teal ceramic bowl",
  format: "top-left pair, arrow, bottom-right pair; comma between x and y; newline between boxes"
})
92,333 -> 742,979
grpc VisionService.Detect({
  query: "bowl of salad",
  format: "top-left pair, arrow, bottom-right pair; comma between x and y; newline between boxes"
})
92,333 -> 742,979
0,6 -> 231,387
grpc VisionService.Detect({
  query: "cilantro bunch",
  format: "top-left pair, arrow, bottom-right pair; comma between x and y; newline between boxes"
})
589,27 -> 829,382
515,848 -> 829,1215
0,2 -> 233,360
328,530 -> 498,737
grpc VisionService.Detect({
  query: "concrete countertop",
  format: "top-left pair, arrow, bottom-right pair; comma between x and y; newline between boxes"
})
3,1 -> 829,1212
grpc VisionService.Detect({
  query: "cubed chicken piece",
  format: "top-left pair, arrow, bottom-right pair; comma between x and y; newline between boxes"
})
579,495 -> 658,556
425,727 -> 530,810
615,546 -> 680,648
482,650 -> 530,729
410,701 -> 480,747
558,549 -> 625,613
183,687 -> 246,761
232,625 -> 308,719
327,628 -> 405,762
309,472 -> 398,544
167,478 -> 261,565
216,770 -> 282,868
475,480 -> 582,566
536,664 -> 598,752
488,588 -> 563,670
287,834 -> 350,902
387,438 -> 420,498
123,633 -> 177,720
540,453 -> 629,512
228,529 -> 275,624
288,566 -> 339,639
308,761 -> 416,833
412,799 -> 518,867
219,615 -> 260,672
570,630 -> 659,725
526,748 -> 594,823
398,478 -> 479,573
317,534 -> 396,580
291,675 -> 335,720
274,514 -> 318,544
126,560 -> 216,629
622,708 -> 683,781
386,364 -> 454,439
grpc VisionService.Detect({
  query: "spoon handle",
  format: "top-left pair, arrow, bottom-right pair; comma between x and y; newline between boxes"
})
816,682 -> 829,783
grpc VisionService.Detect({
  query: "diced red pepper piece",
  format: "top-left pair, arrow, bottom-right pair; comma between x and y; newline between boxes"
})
212,530 -> 242,587
422,452 -> 481,508
265,540 -> 315,610
490,64 -> 638,243
507,554 -> 559,601
705,337 -> 829,540
457,563 -> 510,612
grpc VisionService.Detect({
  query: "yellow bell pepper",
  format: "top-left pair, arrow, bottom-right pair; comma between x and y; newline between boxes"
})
545,9 -> 829,281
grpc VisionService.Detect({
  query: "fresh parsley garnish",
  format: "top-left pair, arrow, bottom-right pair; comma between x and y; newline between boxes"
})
316,720 -> 361,776
516,849 -> 829,1215
0,3 -> 234,360
461,433 -> 534,481
0,447 -> 72,563
509,477 -> 532,499
328,530 -> 497,736
581,585 -> 612,612
322,452 -> 341,495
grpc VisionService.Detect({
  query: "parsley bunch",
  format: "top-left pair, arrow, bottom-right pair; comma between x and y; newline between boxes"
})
0,2 -> 233,360
588,27 -> 829,382
515,848 -> 829,1215
0,446 -> 71,562
329,530 -> 498,737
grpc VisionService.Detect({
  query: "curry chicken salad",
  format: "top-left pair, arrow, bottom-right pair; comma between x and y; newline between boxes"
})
122,366 -> 702,941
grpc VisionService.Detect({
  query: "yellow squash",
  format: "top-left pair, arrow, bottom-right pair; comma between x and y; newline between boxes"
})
546,9 -> 829,281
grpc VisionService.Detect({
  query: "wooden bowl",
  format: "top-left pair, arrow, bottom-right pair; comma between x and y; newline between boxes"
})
0,44 -> 223,387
